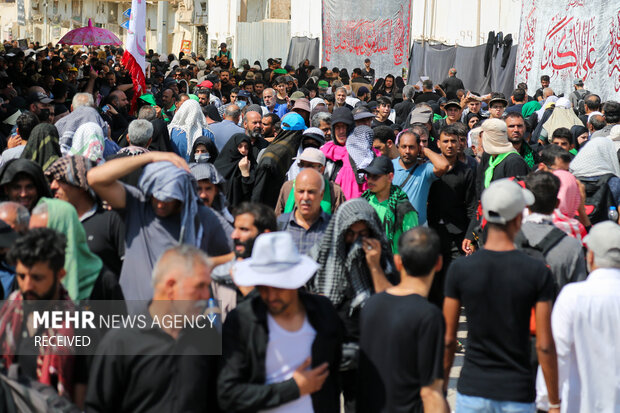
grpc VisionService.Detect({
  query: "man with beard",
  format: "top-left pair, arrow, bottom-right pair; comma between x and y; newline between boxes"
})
0,228 -> 87,408
505,112 -> 538,170
103,90 -> 133,142
210,202 -> 277,321
218,232 -> 342,413
243,110 -> 267,149
261,112 -> 280,142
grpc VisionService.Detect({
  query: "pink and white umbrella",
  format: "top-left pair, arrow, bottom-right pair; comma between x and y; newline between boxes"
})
58,18 -> 122,47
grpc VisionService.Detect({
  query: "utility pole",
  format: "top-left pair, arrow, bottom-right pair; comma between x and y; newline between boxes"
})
157,1 -> 169,54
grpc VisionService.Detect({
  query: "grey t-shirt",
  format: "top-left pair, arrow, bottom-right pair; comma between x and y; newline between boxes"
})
118,184 -> 231,302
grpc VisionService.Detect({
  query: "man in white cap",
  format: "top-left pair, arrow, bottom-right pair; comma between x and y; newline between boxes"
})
275,147 -> 346,216
444,179 -> 560,413
546,221 -> 620,413
218,232 -> 342,412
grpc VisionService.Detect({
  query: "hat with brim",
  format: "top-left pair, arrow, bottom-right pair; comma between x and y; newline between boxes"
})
481,118 -> 514,155
444,100 -> 462,110
293,98 -> 311,113
488,97 -> 508,107
234,232 -> 319,289
410,107 -> 433,124
2,109 -> 21,126
353,111 -> 375,121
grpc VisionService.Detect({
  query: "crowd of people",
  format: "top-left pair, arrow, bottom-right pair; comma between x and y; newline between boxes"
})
0,38 -> 617,412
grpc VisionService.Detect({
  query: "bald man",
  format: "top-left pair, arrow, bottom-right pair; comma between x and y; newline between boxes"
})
0,201 -> 30,234
277,168 -> 331,254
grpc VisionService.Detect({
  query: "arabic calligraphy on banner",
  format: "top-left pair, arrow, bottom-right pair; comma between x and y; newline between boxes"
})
322,0 -> 411,80
516,0 -> 620,101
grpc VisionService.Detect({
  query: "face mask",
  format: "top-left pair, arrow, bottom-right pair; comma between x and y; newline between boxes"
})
237,100 -> 247,109
37,108 -> 51,122
195,153 -> 210,162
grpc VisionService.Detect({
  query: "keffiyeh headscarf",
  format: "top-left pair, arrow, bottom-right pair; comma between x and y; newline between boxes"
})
570,137 -> 620,178
168,99 -> 209,157
310,198 -> 394,311
69,122 -> 105,164
44,155 -> 96,198
346,125 -> 375,171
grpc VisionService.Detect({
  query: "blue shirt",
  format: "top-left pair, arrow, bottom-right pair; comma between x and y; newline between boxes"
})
391,158 -> 438,225
170,128 -> 215,162
208,120 -> 246,152
277,210 -> 331,255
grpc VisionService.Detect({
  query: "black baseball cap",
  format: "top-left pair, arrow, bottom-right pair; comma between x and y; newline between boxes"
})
361,156 -> 394,176
27,92 -> 53,104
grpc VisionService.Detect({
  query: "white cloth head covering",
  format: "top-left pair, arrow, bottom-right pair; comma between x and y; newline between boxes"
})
570,137 -> 620,178
536,95 -> 558,121
481,119 -> 514,155
310,97 -> 326,111
168,99 -> 209,156
609,124 -> 620,151
542,101 -> 584,140
69,122 -> 105,164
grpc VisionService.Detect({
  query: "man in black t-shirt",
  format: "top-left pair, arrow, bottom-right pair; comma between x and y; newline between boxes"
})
358,227 -> 448,413
444,179 -> 561,413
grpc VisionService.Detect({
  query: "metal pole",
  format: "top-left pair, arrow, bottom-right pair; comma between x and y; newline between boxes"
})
157,1 -> 169,55
476,0 -> 481,45
43,0 -> 48,45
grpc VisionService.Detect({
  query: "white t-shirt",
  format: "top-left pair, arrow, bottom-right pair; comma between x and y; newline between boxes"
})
259,313 -> 317,413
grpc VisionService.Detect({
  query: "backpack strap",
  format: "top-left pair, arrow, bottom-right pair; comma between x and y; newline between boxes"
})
535,227 -> 567,256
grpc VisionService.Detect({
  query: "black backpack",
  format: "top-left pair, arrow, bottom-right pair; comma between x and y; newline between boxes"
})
573,89 -> 588,116
580,174 -> 616,225
0,364 -> 80,413
515,226 -> 567,267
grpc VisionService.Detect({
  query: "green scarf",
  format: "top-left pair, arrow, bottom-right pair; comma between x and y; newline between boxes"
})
38,198 -> 103,301
362,185 -> 416,249
284,178 -> 332,214
484,151 -> 517,189
521,143 -> 535,169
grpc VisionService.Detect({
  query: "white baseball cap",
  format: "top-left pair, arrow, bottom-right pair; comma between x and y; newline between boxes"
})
481,179 -> 534,224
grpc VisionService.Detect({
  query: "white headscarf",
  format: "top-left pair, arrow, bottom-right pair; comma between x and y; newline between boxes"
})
346,125 -> 375,170
609,124 -> 620,151
168,99 -> 208,156
310,97 -> 326,111
536,95 -> 558,121
69,122 -> 105,164
570,137 -> 620,178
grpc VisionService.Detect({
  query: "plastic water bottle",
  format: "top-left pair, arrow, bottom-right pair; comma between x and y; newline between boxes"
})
609,206 -> 619,222
205,298 -> 221,333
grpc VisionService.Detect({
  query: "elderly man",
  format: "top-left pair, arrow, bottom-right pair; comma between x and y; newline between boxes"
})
108,119 -> 154,186
277,168 -> 331,255
87,151 -> 230,302
544,222 -> 620,413
218,232 -> 342,413
54,93 -> 109,154
0,201 -> 29,233
276,148 -> 346,216
86,245 -> 221,412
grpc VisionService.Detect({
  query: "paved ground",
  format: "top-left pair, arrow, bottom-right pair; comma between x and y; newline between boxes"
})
447,313 -> 468,411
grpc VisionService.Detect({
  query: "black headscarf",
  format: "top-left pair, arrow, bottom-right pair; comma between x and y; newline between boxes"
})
465,111 -> 482,130
571,125 -> 588,150
189,136 -> 219,163
204,105 -> 222,123
0,158 -> 52,208
214,133 -> 255,206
